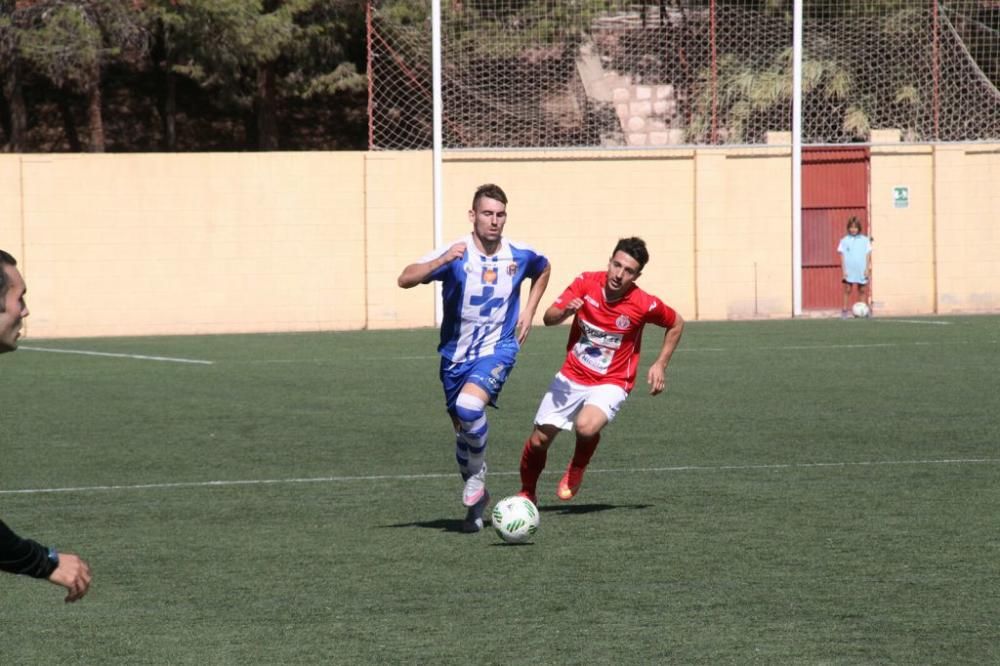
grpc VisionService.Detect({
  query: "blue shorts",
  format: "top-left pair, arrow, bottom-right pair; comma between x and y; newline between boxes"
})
440,347 -> 517,414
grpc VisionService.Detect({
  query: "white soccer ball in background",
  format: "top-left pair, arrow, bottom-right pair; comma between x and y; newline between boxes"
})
852,301 -> 870,318
492,495 -> 539,544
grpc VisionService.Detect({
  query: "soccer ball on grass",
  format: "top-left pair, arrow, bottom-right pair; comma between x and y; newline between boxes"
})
852,301 -> 870,318
492,495 -> 539,544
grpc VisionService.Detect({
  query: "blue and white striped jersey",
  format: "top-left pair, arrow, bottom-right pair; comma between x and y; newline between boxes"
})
420,234 -> 549,363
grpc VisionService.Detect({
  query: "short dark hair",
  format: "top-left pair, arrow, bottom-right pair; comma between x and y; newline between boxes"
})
0,249 -> 17,313
472,183 -> 508,209
613,237 -> 649,271
846,216 -> 862,232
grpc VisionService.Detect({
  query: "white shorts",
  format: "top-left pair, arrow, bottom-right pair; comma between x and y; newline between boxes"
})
533,372 -> 629,431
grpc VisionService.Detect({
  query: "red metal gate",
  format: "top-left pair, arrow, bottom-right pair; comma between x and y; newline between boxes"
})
802,147 -> 870,310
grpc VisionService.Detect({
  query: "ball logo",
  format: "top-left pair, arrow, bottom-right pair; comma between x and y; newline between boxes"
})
482,267 -> 498,284
615,314 -> 630,329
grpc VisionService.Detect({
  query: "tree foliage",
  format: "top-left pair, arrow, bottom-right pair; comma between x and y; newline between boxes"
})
1,0 -> 367,152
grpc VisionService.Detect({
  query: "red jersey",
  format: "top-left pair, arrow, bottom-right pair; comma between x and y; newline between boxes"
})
554,271 -> 677,392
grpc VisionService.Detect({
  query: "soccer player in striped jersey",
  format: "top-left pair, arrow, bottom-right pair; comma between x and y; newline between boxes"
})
398,185 -> 551,532
517,237 -> 684,504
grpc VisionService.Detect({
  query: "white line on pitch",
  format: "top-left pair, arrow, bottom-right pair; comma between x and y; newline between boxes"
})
878,319 -> 952,325
2,458 -> 996,496
590,458 -> 1000,474
236,342 -> 945,364
18,346 -> 214,365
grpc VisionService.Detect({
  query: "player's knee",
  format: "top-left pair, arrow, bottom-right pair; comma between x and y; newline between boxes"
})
454,393 -> 487,429
528,433 -> 546,450
529,425 -> 557,450
575,415 -> 606,439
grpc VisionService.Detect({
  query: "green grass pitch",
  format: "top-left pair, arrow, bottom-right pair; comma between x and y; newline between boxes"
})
2,315 -> 999,663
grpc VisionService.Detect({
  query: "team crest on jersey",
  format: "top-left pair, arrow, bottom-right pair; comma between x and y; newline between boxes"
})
507,262 -> 518,276
615,314 -> 631,329
481,266 -> 498,284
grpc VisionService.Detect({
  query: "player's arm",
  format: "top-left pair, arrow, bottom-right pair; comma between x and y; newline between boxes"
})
515,262 -> 551,344
397,242 -> 466,289
647,312 -> 685,396
0,518 -> 92,603
0,519 -> 56,579
542,297 -> 583,326
543,275 -> 586,326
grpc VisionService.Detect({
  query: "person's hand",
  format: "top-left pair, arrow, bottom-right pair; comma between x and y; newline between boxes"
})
443,242 -> 466,263
647,363 -> 667,395
516,312 -> 533,345
48,552 -> 92,603
563,298 -> 584,315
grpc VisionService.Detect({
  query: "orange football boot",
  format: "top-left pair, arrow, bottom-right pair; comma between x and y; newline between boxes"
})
556,464 -> 586,501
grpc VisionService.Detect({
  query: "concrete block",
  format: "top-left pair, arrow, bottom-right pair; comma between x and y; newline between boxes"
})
656,84 -> 675,99
629,100 -> 652,117
649,131 -> 670,145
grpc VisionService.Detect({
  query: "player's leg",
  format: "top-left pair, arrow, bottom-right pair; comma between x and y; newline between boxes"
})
457,349 -> 517,507
523,373 -> 587,504
571,406 -> 607,465
841,281 -> 852,319
557,384 -> 627,501
441,359 -> 472,481
557,406 -> 607,500
857,283 -> 871,316
454,384 -> 493,532
455,385 -> 490,507
519,424 -> 559,505
441,358 -> 501,532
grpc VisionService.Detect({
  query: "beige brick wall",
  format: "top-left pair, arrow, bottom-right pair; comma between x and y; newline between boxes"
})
0,157 -> 23,260
365,151 -> 435,329
16,152 -> 365,337
932,145 -> 1000,313
695,148 -> 792,320
2,145 -> 997,340
869,145 -> 937,314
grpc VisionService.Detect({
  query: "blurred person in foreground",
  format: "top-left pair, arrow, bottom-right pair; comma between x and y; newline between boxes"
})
1,249 -> 93,602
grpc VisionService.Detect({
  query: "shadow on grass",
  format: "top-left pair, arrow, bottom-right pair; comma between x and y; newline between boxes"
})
383,502 -> 651,534
382,518 -> 482,534
540,502 -> 652,515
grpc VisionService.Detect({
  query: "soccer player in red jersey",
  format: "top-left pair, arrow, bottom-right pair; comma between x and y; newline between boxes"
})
517,237 -> 685,504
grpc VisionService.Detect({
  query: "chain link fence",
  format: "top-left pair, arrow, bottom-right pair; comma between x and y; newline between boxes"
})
368,1 -> 1000,149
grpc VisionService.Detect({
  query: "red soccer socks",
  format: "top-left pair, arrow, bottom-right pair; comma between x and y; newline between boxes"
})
557,433 -> 600,501
518,438 -> 546,505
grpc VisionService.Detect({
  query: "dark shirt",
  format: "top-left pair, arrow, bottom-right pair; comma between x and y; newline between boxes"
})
0,519 -> 57,579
